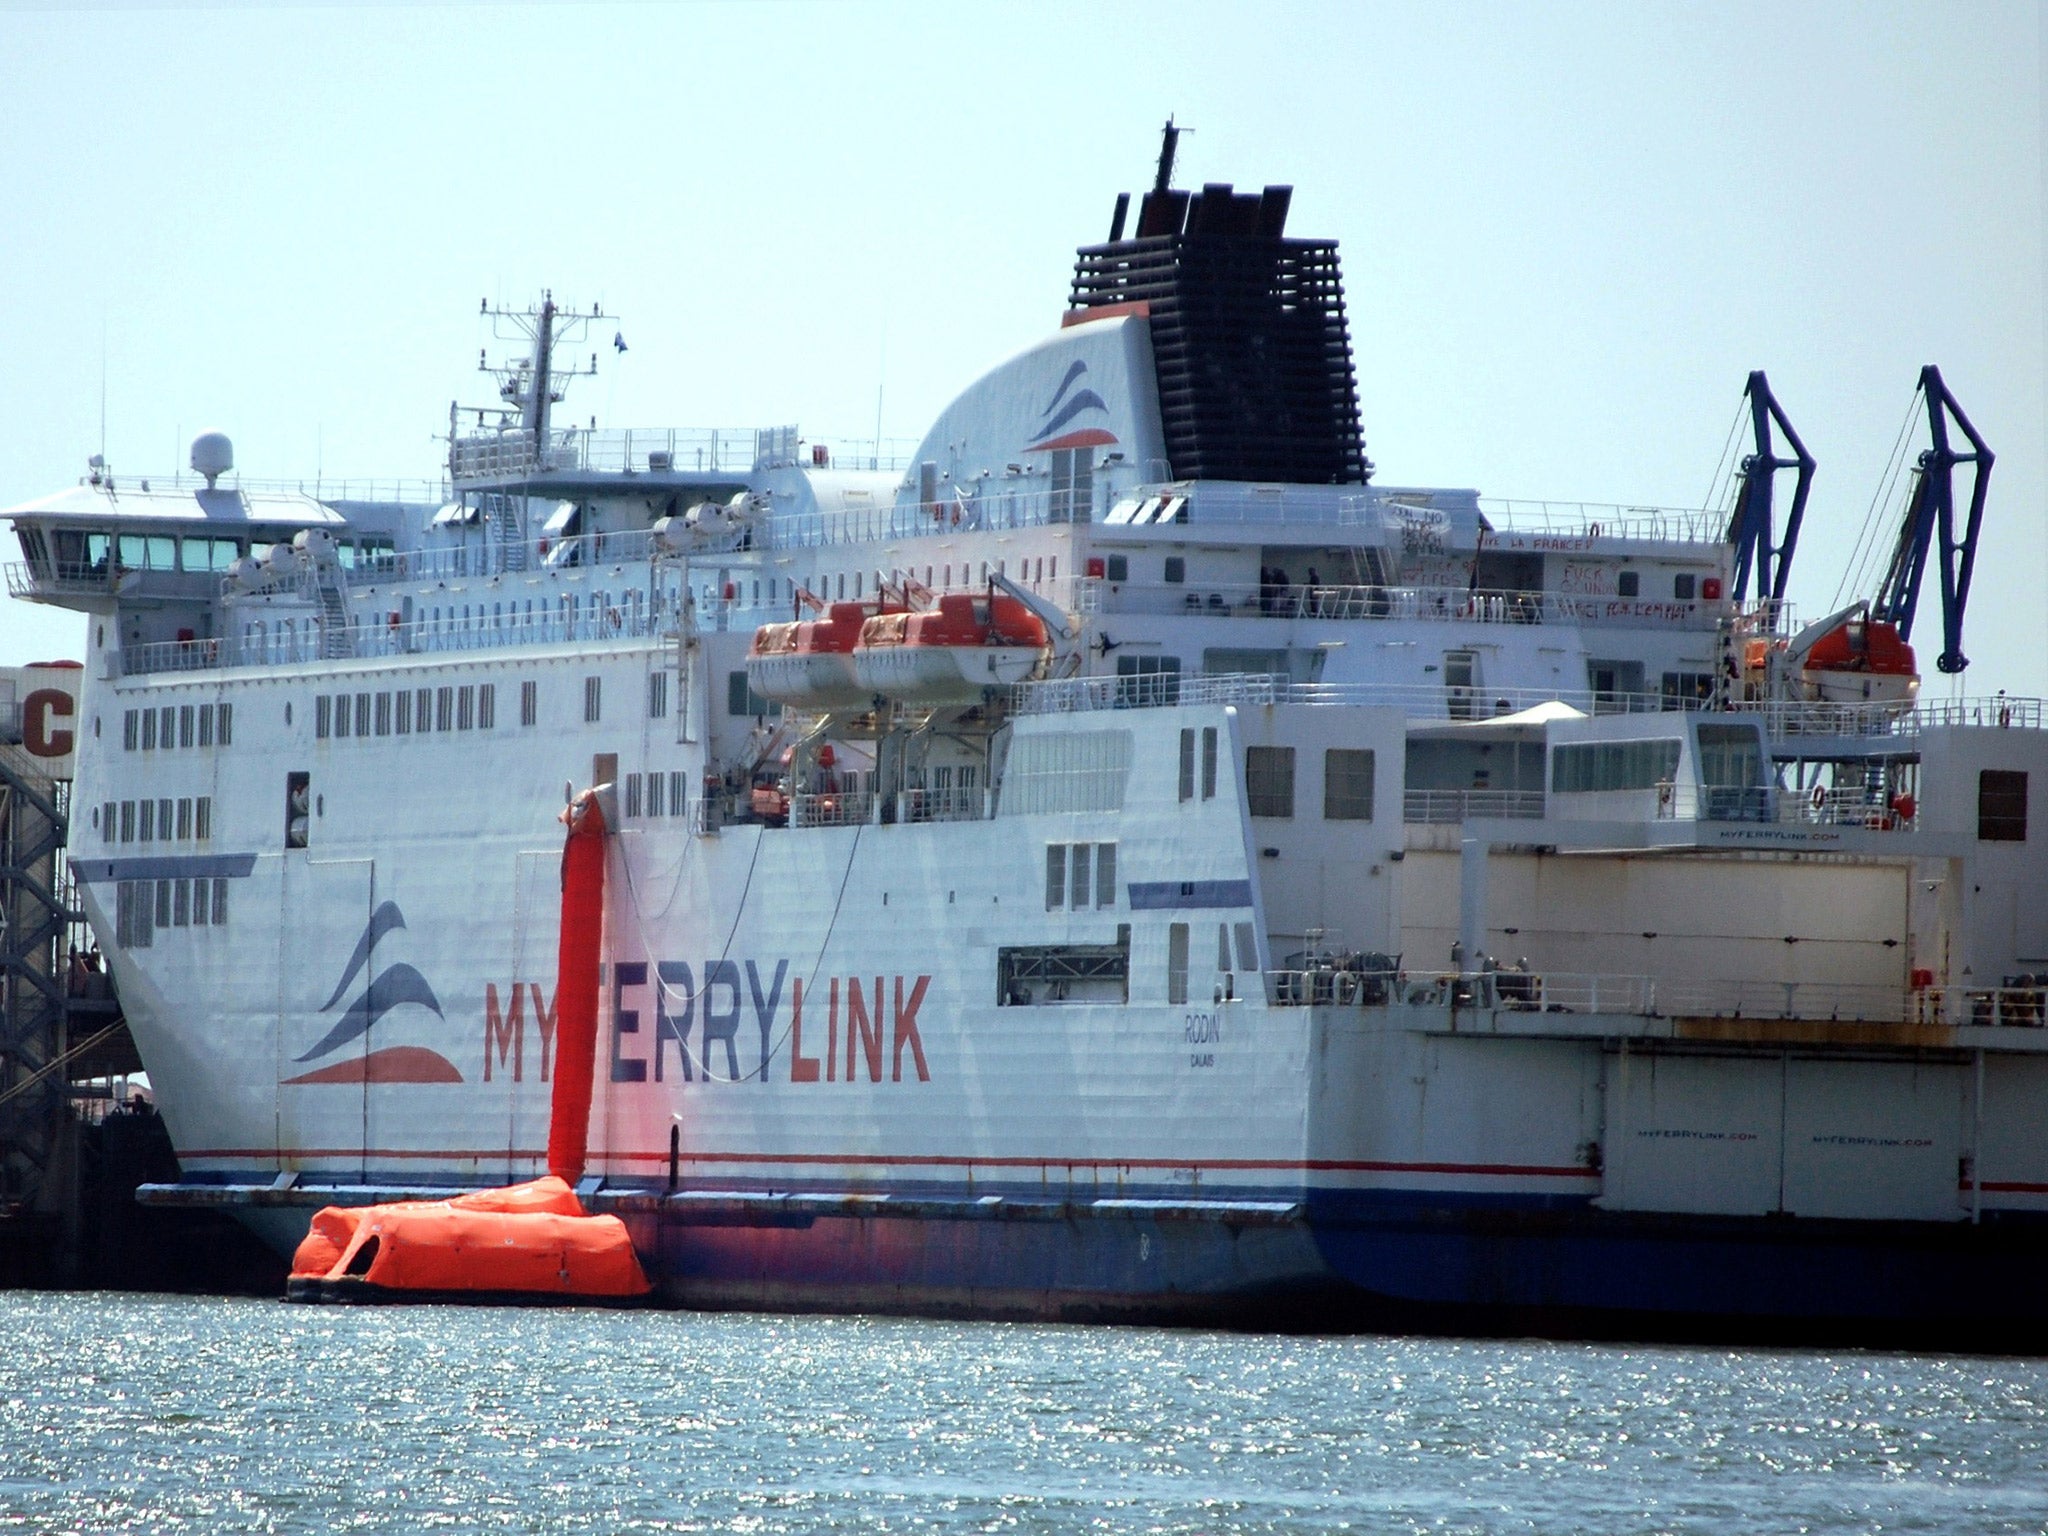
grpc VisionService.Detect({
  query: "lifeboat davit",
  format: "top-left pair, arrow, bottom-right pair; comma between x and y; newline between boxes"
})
745,601 -> 892,709
1800,615 -> 1920,709
851,592 -> 1049,702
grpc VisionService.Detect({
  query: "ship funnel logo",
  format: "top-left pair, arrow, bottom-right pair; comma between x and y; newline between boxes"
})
1024,360 -> 1118,453
283,901 -> 461,1085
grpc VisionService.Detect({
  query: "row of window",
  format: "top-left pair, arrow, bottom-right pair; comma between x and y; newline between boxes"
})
622,770 -> 691,820
791,556 -> 1064,608
1243,747 -> 1376,821
101,796 -> 212,845
316,683 -> 514,739
1045,841 -> 1118,912
114,877 -> 229,947
122,703 -> 233,752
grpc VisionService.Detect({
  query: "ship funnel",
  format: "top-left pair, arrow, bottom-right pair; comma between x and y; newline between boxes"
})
190,431 -> 234,490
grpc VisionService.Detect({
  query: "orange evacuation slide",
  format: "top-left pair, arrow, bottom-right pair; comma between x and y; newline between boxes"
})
287,788 -> 650,1304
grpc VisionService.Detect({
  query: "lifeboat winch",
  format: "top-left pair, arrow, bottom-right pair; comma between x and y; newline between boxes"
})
851,592 -> 1050,702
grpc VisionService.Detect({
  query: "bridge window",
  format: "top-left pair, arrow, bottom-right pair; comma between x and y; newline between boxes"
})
115,881 -> 152,949
725,671 -> 778,719
1324,748 -> 1375,820
1050,448 -> 1094,523
1114,655 -> 1180,707
1979,770 -> 2028,842
1551,739 -> 1682,793
1167,922 -> 1190,1005
1246,746 -> 1296,819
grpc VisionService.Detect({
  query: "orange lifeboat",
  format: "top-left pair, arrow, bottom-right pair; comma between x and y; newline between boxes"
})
851,592 -> 1049,702
1800,614 -> 1920,708
746,601 -> 894,710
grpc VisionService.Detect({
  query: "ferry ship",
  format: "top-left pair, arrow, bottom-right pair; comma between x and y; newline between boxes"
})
10,132 -> 2048,1344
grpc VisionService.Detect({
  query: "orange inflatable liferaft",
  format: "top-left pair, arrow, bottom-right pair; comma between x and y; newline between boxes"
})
287,1177 -> 649,1304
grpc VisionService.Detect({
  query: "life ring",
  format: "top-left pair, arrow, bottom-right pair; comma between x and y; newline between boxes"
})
1588,522 -> 1603,539
1811,783 -> 1827,811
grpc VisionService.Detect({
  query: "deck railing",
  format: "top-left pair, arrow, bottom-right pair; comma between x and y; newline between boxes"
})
1093,579 -> 1726,630
1403,789 -> 1547,823
790,790 -> 874,828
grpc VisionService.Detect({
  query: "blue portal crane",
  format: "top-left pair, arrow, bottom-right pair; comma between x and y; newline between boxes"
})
1725,371 -> 1815,608
1872,366 -> 1993,675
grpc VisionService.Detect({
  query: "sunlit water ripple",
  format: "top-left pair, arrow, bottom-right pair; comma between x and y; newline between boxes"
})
3,1293 -> 2045,1534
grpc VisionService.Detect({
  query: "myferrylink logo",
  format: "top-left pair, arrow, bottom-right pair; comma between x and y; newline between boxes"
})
282,902 -> 459,1085
477,964 -> 933,1086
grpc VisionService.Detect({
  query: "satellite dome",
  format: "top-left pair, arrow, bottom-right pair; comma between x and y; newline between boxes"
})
190,431 -> 234,489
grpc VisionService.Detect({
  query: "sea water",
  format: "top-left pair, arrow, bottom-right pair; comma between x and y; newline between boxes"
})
3,1293 -> 2046,1534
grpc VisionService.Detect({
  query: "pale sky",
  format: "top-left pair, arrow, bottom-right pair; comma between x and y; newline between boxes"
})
3,2 -> 2042,693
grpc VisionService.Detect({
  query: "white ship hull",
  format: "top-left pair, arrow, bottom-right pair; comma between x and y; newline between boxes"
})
13,154 -> 2045,1342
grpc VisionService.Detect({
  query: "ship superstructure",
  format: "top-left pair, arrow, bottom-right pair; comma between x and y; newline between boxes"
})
9,135 -> 2048,1344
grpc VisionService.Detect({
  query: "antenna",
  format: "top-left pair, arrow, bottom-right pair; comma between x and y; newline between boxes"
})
1153,116 -> 1182,195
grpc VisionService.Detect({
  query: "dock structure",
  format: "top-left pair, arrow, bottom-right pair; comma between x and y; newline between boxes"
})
0,673 -> 141,1281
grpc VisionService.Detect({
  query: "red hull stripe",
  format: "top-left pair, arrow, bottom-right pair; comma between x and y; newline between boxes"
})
179,1146 -> 1598,1179
1023,427 -> 1118,453
279,1047 -> 463,1086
